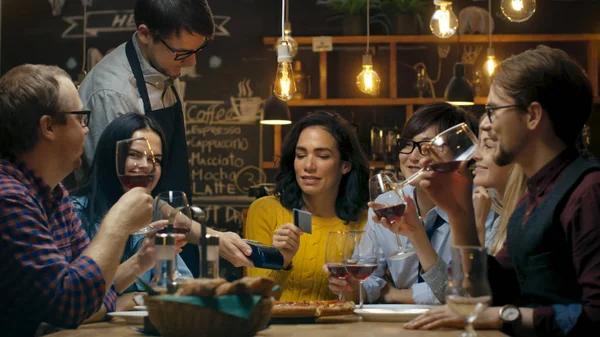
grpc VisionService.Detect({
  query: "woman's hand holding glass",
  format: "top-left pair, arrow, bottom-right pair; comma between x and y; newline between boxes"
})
368,173 -> 416,260
370,194 -> 426,239
324,231 -> 356,300
272,224 -> 304,269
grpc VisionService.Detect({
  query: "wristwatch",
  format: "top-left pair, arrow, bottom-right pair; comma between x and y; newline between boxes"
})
133,292 -> 145,306
499,305 -> 521,323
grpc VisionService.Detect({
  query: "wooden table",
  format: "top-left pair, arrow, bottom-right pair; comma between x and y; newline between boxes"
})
47,318 -> 509,337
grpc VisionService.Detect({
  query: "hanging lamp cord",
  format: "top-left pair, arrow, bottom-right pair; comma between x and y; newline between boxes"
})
366,0 -> 370,53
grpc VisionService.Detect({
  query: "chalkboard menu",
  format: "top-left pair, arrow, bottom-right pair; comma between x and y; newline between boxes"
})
184,95 -> 266,234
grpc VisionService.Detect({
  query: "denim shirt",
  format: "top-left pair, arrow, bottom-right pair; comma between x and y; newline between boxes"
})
362,184 -> 496,304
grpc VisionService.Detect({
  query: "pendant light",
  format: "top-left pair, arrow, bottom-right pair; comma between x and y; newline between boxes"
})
430,0 -> 458,38
501,0 -> 536,23
261,95 -> 292,125
356,0 -> 381,96
483,0 -> 498,77
445,32 -> 474,106
273,0 -> 297,101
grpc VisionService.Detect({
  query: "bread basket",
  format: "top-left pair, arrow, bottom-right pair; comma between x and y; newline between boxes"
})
146,295 -> 273,337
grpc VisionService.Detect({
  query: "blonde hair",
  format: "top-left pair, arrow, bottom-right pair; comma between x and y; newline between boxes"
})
477,114 -> 527,255
489,165 -> 527,255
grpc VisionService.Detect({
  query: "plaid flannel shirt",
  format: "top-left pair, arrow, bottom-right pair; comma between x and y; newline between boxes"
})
0,160 -> 116,336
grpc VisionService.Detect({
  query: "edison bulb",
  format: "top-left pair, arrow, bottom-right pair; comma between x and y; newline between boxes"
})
484,56 -> 497,77
356,54 -> 381,96
501,0 -> 536,22
430,1 -> 458,38
483,48 -> 498,77
273,43 -> 296,101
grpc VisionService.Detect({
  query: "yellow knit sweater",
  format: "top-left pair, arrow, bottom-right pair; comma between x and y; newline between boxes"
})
245,196 -> 367,301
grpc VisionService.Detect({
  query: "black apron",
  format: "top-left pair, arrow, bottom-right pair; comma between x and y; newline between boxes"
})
125,39 -> 192,200
125,40 -> 199,277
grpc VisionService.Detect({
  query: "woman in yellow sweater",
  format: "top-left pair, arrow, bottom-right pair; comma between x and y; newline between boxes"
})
246,111 -> 369,301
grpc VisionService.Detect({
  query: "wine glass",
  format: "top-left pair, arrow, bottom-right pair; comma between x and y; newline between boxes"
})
343,230 -> 379,308
446,246 -> 492,337
325,231 -> 350,300
369,173 -> 416,260
116,137 -> 159,234
154,190 -> 193,281
402,122 -> 478,186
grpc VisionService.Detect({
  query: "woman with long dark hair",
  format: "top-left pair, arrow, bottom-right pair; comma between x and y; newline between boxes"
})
72,113 -> 255,310
71,113 -> 192,311
246,111 -> 370,301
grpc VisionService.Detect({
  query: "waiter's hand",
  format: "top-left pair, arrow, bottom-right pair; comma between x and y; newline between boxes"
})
217,231 -> 254,267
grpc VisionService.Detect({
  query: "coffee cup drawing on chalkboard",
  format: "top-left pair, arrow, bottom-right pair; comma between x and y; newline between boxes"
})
230,78 -> 262,123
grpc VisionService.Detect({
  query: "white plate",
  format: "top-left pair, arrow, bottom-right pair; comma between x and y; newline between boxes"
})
133,305 -> 148,311
107,311 -> 147,325
354,304 -> 436,322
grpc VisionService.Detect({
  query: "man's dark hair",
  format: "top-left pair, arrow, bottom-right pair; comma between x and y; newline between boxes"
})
134,0 -> 215,40
0,64 -> 70,161
275,111 -> 370,223
493,45 -> 593,145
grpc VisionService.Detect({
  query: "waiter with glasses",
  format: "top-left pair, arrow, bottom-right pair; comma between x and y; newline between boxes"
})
79,0 -> 254,274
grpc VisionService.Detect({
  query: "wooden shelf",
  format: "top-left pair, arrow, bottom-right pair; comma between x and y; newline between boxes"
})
286,97 -> 489,107
263,33 -> 600,165
264,34 -> 600,46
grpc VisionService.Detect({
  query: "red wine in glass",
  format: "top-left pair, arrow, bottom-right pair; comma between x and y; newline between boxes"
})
345,264 -> 378,280
327,263 -> 349,279
373,203 -> 406,223
118,174 -> 155,189
429,161 -> 462,173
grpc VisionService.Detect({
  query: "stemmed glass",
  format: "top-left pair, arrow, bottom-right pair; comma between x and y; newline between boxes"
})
402,123 -> 478,186
116,137 -> 158,234
369,173 -> 416,260
446,246 -> 492,337
154,190 -> 193,281
343,230 -> 379,308
325,231 -> 350,300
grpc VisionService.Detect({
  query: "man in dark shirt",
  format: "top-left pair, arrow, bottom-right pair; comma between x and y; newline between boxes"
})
405,45 -> 600,336
0,64 -> 154,336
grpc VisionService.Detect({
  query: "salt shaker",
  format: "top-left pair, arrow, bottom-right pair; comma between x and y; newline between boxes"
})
150,233 -> 177,294
199,234 -> 220,278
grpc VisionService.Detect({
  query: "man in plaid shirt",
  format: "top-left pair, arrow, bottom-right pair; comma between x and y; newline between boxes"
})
0,64 -> 154,336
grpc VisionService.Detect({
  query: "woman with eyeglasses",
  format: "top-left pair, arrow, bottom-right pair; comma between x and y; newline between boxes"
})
246,111 -> 370,301
341,103 -> 496,305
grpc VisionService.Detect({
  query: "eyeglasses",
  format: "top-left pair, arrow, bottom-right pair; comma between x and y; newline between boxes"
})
396,139 -> 430,156
68,110 -> 91,127
159,37 -> 211,61
485,104 -> 521,123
